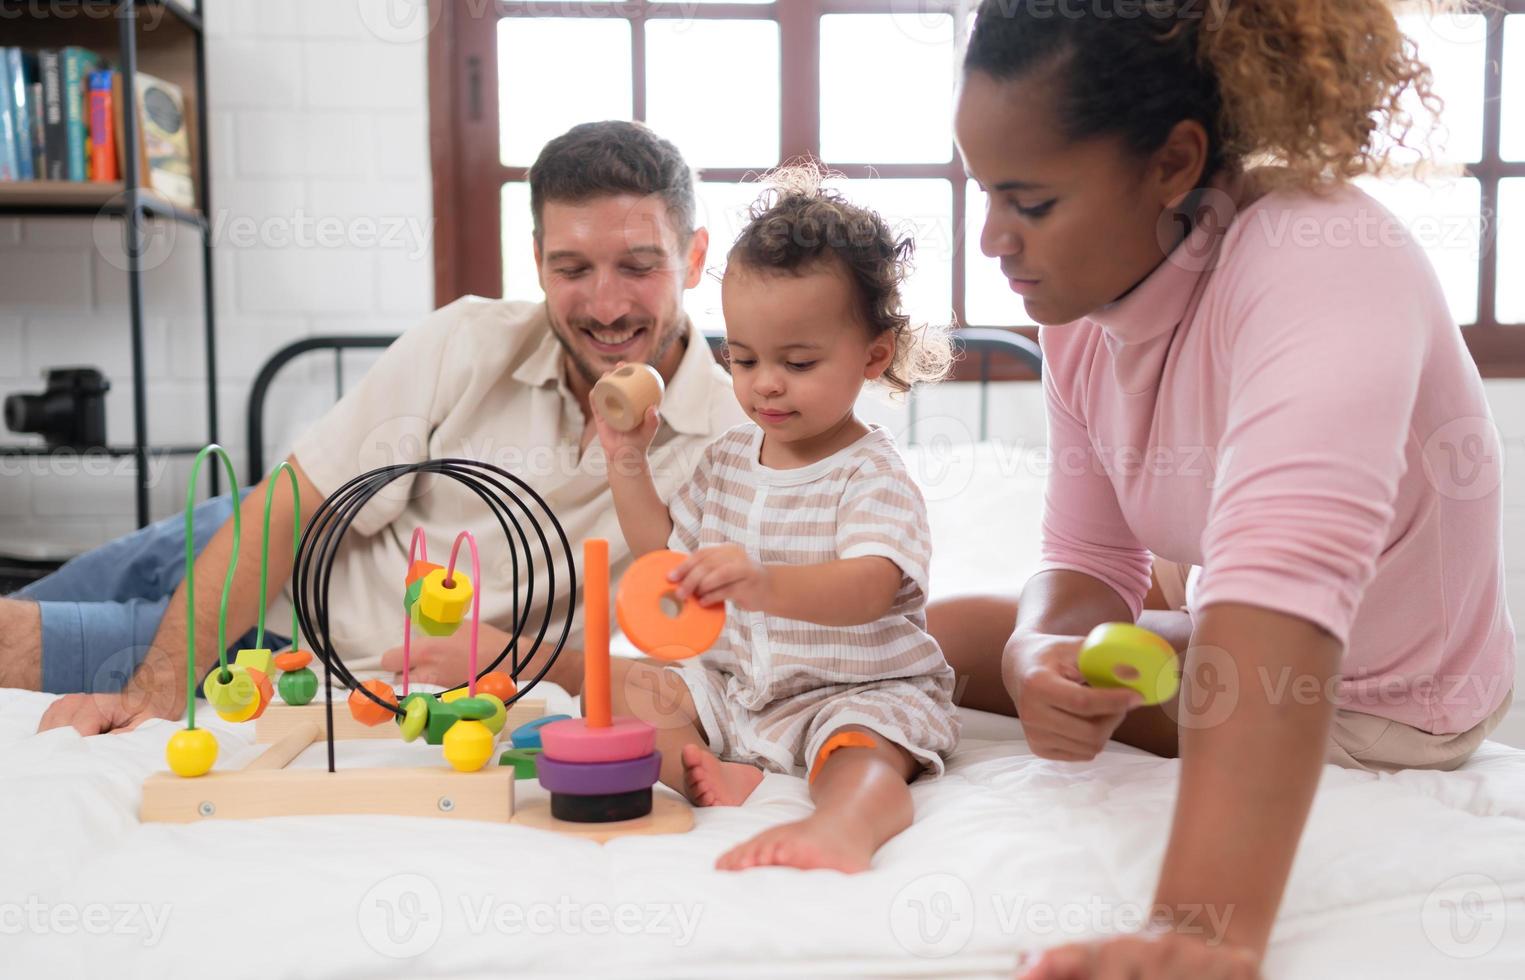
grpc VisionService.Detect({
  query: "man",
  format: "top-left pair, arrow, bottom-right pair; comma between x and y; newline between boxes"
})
9,121 -> 745,734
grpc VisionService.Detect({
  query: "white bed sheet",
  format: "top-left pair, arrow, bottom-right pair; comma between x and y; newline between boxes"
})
3,441 -> 1523,978
3,686 -> 1523,979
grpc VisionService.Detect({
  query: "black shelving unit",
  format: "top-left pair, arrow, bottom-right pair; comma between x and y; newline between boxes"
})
0,0 -> 217,529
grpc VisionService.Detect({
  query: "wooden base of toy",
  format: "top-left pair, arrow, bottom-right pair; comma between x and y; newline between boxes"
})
512,789 -> 693,842
253,698 -> 545,743
142,698 -> 692,840
140,722 -> 515,823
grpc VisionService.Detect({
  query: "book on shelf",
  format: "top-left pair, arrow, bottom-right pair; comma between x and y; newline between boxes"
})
0,45 -> 197,211
0,50 -> 18,181
133,72 -> 194,209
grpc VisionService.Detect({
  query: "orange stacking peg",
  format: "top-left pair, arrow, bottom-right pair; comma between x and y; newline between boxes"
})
584,538 -> 611,728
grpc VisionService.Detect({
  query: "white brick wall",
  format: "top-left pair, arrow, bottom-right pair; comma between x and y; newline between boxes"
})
0,2 -> 1520,746
0,0 -> 434,547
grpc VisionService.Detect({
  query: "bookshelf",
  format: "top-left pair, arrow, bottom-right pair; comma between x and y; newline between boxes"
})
0,0 -> 217,529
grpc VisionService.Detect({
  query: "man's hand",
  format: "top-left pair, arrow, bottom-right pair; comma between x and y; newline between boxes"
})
1003,631 -> 1141,760
1018,931 -> 1260,979
670,545 -> 772,611
37,689 -> 177,735
380,623 -> 515,687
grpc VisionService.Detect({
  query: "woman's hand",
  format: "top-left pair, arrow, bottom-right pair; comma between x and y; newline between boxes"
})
1002,631 -> 1141,760
1018,931 -> 1260,979
591,362 -> 662,467
670,545 -> 773,611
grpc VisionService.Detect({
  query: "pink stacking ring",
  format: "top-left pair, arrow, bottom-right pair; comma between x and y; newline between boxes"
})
536,752 -> 661,796
539,716 -> 656,763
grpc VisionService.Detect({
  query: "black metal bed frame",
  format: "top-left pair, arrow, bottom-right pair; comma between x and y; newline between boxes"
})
247,329 -> 1042,482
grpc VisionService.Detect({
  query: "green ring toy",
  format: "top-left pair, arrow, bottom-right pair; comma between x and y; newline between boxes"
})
398,692 -> 431,742
1077,622 -> 1180,706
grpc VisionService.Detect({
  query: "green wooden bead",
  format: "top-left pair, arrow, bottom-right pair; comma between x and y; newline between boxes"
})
413,608 -> 461,637
277,666 -> 318,706
402,577 -> 424,616
452,696 -> 494,721
497,747 -> 541,779
397,692 -> 432,742
424,699 -> 463,745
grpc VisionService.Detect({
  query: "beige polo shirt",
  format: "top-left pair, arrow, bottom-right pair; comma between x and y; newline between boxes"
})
278,296 -> 745,669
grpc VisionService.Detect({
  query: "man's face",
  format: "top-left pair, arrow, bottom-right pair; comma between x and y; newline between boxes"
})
535,193 -> 709,387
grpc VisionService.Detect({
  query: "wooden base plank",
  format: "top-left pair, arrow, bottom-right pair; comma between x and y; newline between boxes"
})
254,698 -> 546,743
512,789 -> 693,842
141,766 -> 515,823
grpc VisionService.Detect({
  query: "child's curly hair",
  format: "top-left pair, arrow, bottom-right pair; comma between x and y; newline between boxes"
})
726,164 -> 953,394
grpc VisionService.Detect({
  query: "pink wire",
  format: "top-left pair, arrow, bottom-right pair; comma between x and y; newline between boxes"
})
402,528 -> 429,696
445,530 -> 481,697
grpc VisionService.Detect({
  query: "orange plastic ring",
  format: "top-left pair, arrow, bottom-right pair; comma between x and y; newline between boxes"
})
615,550 -> 724,661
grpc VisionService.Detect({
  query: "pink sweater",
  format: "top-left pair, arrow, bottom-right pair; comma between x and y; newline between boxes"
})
1037,178 -> 1515,734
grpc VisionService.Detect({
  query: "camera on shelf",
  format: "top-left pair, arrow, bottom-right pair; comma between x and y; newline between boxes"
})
4,367 -> 111,450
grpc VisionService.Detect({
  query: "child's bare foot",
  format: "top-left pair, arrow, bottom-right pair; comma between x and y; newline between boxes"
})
681,743 -> 763,806
716,815 -> 875,873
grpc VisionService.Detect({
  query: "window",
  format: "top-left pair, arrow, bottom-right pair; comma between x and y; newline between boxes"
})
432,0 -> 1525,376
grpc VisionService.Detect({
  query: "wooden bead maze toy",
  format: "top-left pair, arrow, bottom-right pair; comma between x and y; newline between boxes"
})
140,450 -> 575,823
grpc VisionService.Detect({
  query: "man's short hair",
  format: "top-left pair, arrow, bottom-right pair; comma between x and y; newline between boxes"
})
528,121 -> 697,243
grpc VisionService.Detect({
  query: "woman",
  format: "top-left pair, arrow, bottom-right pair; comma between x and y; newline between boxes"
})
936,1 -> 1516,976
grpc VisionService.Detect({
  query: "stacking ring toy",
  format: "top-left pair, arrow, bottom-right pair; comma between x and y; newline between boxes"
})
616,550 -> 724,661
510,714 -> 573,751
538,716 -> 656,763
536,752 -> 661,796
1077,622 -> 1180,706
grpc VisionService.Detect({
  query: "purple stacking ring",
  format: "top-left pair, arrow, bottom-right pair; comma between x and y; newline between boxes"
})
536,751 -> 662,796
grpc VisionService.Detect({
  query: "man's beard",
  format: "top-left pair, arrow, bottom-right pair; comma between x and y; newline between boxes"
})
547,310 -> 688,388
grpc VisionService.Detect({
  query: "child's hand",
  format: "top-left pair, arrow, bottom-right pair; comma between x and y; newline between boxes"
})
591,362 -> 662,469
670,545 -> 772,611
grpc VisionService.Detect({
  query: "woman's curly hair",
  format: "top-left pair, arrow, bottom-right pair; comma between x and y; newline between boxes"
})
964,0 -> 1465,191
727,164 -> 953,394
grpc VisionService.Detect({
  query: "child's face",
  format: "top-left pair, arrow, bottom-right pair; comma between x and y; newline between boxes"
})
720,261 -> 893,444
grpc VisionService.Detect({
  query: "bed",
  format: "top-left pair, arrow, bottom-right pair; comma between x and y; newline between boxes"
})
2,343 -> 1523,979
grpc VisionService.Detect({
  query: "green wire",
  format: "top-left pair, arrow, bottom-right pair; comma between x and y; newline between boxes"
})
183,445 -> 241,731
254,461 -> 302,652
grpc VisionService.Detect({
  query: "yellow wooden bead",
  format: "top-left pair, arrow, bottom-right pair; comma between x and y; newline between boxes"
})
205,666 -> 259,720
478,693 -> 507,735
233,648 -> 273,677
166,728 -> 218,777
417,568 -> 473,625
442,719 -> 494,772
216,694 -> 261,724
440,687 -> 469,704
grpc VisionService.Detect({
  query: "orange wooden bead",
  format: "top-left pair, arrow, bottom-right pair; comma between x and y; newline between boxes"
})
273,650 -> 312,672
474,672 -> 517,703
406,560 -> 443,587
244,668 -> 274,720
348,678 -> 397,727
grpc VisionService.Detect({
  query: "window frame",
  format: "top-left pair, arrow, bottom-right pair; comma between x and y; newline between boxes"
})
429,0 -> 1525,378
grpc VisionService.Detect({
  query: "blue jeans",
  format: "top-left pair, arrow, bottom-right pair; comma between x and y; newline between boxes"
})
18,492 -> 287,694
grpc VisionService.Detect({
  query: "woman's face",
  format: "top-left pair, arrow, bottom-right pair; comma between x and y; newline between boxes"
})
954,69 -> 1198,326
